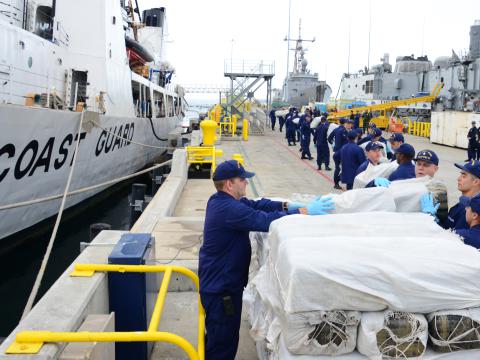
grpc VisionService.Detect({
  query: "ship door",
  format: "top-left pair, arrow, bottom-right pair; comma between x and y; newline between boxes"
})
34,6 -> 54,40
68,70 -> 88,110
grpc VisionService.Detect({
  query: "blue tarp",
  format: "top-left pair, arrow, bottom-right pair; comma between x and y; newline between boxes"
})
345,101 -> 367,109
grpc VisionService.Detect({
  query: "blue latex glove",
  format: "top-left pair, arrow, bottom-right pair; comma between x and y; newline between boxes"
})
374,177 -> 391,187
307,196 -> 335,215
287,202 -> 306,211
421,193 -> 440,216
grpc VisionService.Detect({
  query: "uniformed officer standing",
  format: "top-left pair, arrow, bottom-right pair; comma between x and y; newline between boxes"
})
371,143 -> 416,187
300,114 -> 314,160
355,142 -> 383,176
285,108 -> 296,146
340,130 -> 367,190
199,160 -> 335,359
269,109 -> 276,131
467,121 -> 478,161
388,133 -> 404,162
314,116 -> 331,171
328,119 -> 349,189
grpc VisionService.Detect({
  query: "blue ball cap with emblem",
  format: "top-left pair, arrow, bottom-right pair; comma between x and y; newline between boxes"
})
395,143 -> 415,158
373,128 -> 382,137
455,160 -> 480,178
365,141 -> 384,151
347,130 -> 358,139
389,133 -> 405,143
460,193 -> 480,214
212,160 -> 255,181
415,149 -> 439,165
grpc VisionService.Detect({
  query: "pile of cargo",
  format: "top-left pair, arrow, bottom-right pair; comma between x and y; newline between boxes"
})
245,182 -> 480,359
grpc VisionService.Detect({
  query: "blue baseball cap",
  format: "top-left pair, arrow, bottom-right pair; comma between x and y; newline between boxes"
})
415,149 -> 439,166
395,143 -> 415,158
366,141 -> 384,151
455,160 -> 480,178
373,128 -> 382,137
212,160 -> 255,181
339,118 -> 346,124
389,133 -> 405,143
460,194 -> 480,213
355,128 -> 363,135
347,130 -> 358,139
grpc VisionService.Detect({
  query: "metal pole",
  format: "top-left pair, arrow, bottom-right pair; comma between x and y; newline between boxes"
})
347,19 -> 351,75
367,0 -> 371,71
285,0 -> 291,101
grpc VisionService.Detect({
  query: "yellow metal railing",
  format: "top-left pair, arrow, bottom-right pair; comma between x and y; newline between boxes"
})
6,264 -> 205,359
408,120 -> 431,138
186,146 -> 223,176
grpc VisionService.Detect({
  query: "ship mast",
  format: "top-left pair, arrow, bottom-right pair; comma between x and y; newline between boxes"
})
286,19 -> 315,75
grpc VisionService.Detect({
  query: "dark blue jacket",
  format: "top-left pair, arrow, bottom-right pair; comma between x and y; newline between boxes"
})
442,202 -> 469,231
314,123 -> 330,146
340,142 -> 366,184
269,109 -> 276,121
285,114 -> 296,131
388,162 -> 415,181
456,224 -> 480,249
199,192 -> 297,294
328,125 -> 347,152
300,121 -> 313,139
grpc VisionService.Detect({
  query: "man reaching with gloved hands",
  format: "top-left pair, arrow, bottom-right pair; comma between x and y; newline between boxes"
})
199,160 -> 335,360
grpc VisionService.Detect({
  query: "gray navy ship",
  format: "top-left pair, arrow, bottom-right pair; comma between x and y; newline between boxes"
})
281,21 -> 332,108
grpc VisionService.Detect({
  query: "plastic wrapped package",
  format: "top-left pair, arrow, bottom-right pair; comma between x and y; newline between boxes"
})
357,311 -> 428,359
310,117 -> 322,129
353,161 -> 398,188
428,308 -> 480,353
261,213 -> 480,313
275,109 -> 289,117
327,123 -> 339,138
282,310 -> 361,355
293,117 -> 300,125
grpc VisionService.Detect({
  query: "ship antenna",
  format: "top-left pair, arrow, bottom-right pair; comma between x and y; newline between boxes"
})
367,0 -> 372,71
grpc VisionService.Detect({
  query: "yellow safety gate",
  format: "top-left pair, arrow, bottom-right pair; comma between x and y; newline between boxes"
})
186,146 -> 223,177
6,264 -> 205,360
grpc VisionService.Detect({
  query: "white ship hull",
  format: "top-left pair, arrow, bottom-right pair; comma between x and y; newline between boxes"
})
0,104 -> 180,240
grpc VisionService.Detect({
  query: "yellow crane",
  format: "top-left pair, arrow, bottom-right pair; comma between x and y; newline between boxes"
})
328,82 -> 444,131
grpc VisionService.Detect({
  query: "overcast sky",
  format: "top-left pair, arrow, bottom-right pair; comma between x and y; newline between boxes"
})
140,0 -> 478,102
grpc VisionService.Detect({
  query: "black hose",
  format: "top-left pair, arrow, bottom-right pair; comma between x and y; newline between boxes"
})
148,117 -> 168,141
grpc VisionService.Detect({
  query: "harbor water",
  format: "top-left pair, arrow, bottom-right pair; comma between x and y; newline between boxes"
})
0,173 -> 153,337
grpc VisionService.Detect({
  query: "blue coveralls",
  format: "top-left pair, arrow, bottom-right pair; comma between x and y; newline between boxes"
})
340,142 -> 367,190
328,125 -> 347,186
354,114 -> 360,129
295,115 -> 302,142
314,123 -> 330,169
285,114 -> 296,145
441,201 -> 469,231
357,134 -> 373,146
456,224 -> 480,249
278,116 -> 285,132
199,192 -> 297,360
269,109 -> 276,130
300,120 -> 313,159
388,162 -> 415,181
468,126 -> 478,161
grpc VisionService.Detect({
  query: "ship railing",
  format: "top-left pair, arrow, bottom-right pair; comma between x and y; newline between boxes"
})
53,20 -> 70,47
5,264 -> 205,360
224,59 -> 275,77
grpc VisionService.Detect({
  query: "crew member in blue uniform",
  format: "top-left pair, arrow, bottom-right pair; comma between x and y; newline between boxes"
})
355,142 -> 383,176
340,130 -> 366,190
285,108 -> 296,146
440,160 -> 480,231
300,114 -> 314,160
372,143 -> 415,187
278,114 -> 286,132
456,194 -> 480,249
314,116 -> 331,171
199,160 -> 335,360
467,121 -> 478,161
328,119 -> 349,189
354,111 -> 360,129
389,133 -> 404,162
269,109 -> 276,131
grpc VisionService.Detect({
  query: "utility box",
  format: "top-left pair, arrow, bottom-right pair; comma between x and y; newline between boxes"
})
108,233 -> 153,360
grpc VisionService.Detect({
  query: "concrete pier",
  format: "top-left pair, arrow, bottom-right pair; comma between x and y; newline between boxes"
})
0,126 -> 468,359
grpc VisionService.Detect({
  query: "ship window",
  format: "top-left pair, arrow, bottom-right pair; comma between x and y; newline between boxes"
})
153,90 -> 165,118
166,95 -> 174,117
365,80 -> 374,94
34,6 -> 54,41
131,80 -> 141,117
70,70 -> 88,109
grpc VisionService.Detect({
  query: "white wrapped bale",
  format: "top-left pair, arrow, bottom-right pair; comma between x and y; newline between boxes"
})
428,308 -> 480,353
353,161 -> 398,188
310,116 -> 322,129
357,311 -> 428,359
261,212 -> 480,313
283,310 -> 360,356
275,109 -> 289,117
